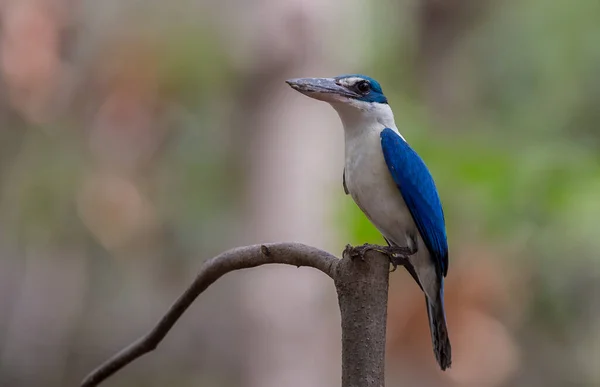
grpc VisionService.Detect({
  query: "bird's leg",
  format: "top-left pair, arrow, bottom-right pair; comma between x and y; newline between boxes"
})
385,244 -> 418,272
342,243 -> 418,271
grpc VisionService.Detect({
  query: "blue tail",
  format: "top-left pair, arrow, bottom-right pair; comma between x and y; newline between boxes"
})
425,293 -> 452,370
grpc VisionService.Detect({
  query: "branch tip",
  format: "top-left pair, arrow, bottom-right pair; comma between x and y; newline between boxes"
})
80,242 -> 338,387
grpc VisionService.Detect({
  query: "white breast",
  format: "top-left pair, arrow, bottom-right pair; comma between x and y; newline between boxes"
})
344,126 -> 417,248
332,100 -> 438,296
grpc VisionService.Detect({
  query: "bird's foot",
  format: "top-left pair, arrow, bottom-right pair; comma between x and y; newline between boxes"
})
342,243 -> 417,271
385,245 -> 418,272
343,243 -> 387,261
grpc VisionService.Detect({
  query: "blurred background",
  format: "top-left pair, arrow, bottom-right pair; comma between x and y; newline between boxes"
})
0,0 -> 598,386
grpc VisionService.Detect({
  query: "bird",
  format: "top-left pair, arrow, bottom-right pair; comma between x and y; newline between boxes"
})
286,74 -> 451,370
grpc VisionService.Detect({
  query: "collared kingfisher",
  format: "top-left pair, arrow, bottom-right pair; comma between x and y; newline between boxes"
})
286,74 -> 451,370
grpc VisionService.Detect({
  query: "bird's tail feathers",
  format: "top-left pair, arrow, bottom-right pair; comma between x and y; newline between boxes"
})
425,293 -> 452,371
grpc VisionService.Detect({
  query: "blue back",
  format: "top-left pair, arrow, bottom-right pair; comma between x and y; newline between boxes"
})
380,128 -> 448,276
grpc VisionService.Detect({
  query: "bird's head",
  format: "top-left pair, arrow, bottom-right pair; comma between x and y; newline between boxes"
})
286,74 -> 387,106
286,74 -> 394,130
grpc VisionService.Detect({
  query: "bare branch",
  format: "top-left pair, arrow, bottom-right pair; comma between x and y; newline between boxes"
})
80,242 -> 339,387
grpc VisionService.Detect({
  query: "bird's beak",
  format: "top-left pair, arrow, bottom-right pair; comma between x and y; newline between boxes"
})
286,77 -> 359,101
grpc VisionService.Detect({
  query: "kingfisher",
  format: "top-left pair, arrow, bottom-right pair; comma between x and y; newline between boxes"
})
286,74 -> 451,370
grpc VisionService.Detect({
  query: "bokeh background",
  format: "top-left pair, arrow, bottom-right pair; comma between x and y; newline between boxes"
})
0,0 -> 598,386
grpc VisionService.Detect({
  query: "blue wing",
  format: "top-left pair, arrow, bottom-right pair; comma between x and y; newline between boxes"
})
380,128 -> 448,276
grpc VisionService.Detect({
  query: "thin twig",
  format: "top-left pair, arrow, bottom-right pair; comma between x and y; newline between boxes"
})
80,242 -> 339,387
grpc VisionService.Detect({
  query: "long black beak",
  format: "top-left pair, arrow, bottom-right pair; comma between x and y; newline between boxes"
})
285,77 -> 359,98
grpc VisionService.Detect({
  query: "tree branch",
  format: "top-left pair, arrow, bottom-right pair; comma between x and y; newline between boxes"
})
81,241 -> 400,387
80,242 -> 339,387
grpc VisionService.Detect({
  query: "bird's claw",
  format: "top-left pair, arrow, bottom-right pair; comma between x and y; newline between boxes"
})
387,245 -> 418,270
343,243 -> 377,261
342,244 -> 354,260
343,243 -> 417,270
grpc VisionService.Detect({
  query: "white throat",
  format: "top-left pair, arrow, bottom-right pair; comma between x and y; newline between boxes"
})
329,99 -> 403,141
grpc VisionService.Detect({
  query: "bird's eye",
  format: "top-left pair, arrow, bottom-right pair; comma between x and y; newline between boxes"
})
356,81 -> 371,94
